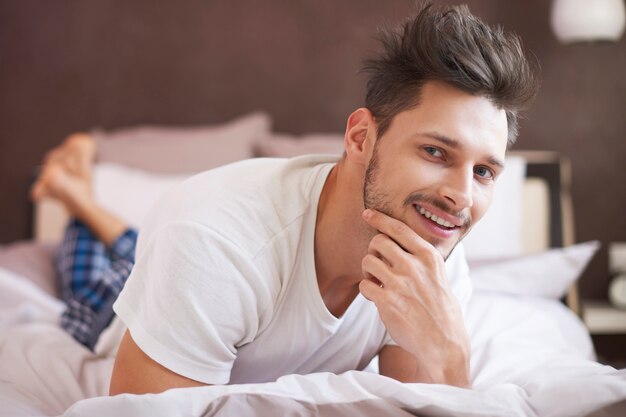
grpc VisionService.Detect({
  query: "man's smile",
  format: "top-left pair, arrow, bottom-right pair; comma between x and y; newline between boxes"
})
416,205 -> 457,228
413,203 -> 465,240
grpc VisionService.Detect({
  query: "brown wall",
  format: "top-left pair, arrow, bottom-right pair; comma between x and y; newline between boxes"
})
1,1 -> 625,300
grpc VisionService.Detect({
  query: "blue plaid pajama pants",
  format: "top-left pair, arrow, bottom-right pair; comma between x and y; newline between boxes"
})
56,218 -> 138,350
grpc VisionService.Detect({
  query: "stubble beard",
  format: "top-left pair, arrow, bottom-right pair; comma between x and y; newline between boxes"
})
363,143 -> 395,221
362,144 -> 467,261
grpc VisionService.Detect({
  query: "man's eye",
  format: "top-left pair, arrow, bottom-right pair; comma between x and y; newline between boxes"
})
424,147 -> 443,158
474,166 -> 494,180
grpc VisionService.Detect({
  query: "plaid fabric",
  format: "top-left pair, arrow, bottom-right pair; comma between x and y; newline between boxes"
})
56,218 -> 137,349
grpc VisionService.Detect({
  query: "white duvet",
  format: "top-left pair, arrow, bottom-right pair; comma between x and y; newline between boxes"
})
0,266 -> 625,417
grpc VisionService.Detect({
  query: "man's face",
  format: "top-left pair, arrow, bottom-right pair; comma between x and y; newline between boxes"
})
363,81 -> 508,259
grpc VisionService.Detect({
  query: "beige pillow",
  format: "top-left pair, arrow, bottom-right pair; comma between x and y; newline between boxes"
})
253,133 -> 345,158
93,112 -> 271,173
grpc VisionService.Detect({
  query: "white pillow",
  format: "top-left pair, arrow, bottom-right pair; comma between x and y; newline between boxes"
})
92,163 -> 192,229
463,156 -> 527,261
469,241 -> 600,299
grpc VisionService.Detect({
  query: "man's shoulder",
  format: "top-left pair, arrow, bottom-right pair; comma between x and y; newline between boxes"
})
136,155 -> 338,257
186,154 -> 338,192
161,154 -> 337,219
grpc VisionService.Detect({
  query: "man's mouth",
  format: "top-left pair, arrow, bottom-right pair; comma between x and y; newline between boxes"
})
415,205 -> 459,230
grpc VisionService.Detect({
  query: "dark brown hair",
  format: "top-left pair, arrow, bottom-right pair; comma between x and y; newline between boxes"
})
362,2 -> 539,146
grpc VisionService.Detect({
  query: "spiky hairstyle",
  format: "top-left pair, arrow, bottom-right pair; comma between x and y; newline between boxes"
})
362,2 -> 539,145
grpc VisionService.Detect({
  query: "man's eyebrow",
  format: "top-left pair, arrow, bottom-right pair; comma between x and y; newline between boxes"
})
419,132 -> 506,170
421,132 -> 460,149
487,156 -> 506,170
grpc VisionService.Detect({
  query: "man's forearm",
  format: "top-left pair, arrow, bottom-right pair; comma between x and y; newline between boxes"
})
378,345 -> 471,388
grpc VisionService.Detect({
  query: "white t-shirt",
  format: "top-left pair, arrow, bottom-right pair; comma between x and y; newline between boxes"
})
112,155 -> 472,385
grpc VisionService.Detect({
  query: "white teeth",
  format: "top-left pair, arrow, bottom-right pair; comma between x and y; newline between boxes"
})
417,206 -> 455,228
419,207 -> 433,219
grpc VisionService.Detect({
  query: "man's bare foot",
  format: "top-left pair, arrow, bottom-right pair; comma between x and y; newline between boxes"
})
30,163 -> 95,216
31,132 -> 129,246
42,133 -> 96,180
30,133 -> 97,216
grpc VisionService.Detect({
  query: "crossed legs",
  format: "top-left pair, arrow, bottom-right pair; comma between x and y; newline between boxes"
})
31,133 -> 137,349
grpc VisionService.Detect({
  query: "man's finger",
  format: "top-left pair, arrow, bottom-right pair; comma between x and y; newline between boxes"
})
361,253 -> 392,286
359,278 -> 384,303
368,233 -> 406,268
362,209 -> 431,254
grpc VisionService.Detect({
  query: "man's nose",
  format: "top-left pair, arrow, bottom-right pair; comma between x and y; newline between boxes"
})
439,168 -> 473,210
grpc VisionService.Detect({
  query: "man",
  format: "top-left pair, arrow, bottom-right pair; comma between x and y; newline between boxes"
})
34,3 -> 538,394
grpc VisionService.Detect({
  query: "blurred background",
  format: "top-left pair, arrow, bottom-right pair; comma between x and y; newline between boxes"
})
0,1 -> 624,305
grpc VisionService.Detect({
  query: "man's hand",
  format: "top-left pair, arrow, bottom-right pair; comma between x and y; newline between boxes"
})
359,209 -> 470,387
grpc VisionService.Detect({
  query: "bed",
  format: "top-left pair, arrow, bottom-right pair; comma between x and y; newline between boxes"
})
1,112 -> 625,417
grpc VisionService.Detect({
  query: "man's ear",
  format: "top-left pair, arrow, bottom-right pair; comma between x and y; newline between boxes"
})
344,108 -> 376,166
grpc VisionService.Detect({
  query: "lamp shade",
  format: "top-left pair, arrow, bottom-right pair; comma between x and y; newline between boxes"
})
551,0 -> 626,43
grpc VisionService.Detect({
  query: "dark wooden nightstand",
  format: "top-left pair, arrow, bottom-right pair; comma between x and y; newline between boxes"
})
584,300 -> 626,368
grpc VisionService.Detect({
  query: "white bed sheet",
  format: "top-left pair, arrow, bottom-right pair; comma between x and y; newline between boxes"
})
0,266 -> 625,417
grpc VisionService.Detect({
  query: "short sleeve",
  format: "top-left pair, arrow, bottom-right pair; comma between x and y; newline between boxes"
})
113,220 -> 266,385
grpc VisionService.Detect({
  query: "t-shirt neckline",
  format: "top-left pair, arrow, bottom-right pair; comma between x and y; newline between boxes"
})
301,161 -> 364,330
